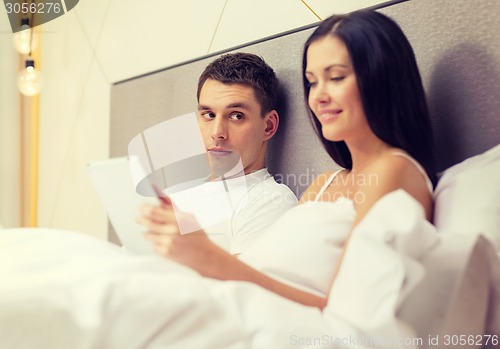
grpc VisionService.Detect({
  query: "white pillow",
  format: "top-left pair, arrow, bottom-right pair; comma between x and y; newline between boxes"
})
398,234 -> 491,344
433,144 -> 500,251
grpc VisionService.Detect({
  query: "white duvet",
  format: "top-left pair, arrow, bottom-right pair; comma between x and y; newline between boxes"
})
0,227 -> 339,349
0,191 -> 454,349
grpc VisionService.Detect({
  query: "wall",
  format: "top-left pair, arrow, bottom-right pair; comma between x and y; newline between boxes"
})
0,0 -> 392,239
0,10 -> 21,228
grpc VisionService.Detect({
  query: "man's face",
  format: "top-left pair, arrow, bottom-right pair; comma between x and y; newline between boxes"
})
197,78 -> 276,178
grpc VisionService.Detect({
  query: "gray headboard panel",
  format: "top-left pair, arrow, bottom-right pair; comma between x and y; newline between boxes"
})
111,0 -> 500,194
380,0 -> 500,172
110,24 -> 331,201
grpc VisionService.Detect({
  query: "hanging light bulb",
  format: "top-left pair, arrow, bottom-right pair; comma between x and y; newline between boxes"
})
17,59 -> 43,96
12,18 -> 39,55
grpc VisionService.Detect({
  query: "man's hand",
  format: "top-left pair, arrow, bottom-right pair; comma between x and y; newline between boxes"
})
136,199 -> 228,276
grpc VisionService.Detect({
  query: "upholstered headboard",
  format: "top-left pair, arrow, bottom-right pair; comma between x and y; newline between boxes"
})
110,0 -> 500,200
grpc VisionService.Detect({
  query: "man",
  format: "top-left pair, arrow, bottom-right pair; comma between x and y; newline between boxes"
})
164,52 -> 297,255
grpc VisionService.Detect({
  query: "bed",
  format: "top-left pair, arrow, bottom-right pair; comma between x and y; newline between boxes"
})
1,0 -> 500,348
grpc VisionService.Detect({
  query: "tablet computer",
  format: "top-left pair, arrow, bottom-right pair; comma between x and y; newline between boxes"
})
86,156 -> 158,255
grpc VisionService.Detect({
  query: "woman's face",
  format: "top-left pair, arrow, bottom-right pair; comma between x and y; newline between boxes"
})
305,36 -> 370,143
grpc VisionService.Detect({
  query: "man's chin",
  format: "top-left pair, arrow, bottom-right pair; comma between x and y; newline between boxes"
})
208,153 -> 245,178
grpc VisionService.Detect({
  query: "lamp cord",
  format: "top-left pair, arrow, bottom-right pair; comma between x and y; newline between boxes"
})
24,0 -> 36,57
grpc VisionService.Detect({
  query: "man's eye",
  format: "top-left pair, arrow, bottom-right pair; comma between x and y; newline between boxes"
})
229,113 -> 243,121
202,112 -> 215,119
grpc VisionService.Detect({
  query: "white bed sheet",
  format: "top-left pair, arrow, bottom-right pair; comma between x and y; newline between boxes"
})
0,227 -> 343,349
1,190 -> 497,349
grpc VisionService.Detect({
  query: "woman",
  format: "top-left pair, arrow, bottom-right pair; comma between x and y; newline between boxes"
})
137,10 -> 435,310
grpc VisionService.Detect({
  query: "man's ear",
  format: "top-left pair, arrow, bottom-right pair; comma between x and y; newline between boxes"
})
263,110 -> 279,141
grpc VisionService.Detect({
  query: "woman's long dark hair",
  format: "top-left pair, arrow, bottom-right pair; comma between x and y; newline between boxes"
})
302,10 -> 436,185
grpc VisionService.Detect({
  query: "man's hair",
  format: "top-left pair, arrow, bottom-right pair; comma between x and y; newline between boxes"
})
302,10 -> 436,185
197,52 -> 279,115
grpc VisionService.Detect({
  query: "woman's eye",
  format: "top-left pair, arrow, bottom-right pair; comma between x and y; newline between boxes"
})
307,81 -> 317,88
229,113 -> 244,121
331,76 -> 345,82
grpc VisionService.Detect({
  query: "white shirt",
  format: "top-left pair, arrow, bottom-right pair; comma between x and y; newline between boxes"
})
167,168 -> 297,254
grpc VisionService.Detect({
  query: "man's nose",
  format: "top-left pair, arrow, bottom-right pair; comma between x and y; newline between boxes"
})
211,117 -> 228,140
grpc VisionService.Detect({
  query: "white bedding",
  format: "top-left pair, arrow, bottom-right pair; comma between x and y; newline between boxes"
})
0,227 -> 333,349
0,190 -> 498,349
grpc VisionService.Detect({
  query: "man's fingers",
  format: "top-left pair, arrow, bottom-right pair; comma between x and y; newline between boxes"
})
144,232 -> 174,256
139,204 -> 177,224
142,221 -> 179,236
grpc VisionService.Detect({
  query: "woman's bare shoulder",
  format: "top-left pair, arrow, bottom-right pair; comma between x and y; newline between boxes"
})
358,152 -> 433,220
371,151 -> 428,191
